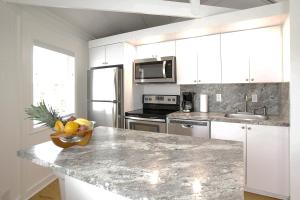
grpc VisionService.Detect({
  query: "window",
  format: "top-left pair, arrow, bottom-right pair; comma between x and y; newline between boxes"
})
33,45 -> 75,127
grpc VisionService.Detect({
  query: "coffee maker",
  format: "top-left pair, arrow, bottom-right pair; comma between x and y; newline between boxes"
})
181,92 -> 194,112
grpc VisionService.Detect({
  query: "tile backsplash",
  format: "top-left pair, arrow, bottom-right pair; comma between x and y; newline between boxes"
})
180,83 -> 289,117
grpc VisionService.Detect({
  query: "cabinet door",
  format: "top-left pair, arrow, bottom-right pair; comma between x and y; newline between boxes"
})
105,43 -> 124,66
197,34 -> 222,84
246,125 -> 289,197
211,121 -> 246,142
175,38 -> 198,85
136,41 -> 175,59
89,46 -> 106,68
221,31 -> 250,83
249,26 -> 283,83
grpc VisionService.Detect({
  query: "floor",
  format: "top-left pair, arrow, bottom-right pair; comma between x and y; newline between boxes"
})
30,179 -> 279,200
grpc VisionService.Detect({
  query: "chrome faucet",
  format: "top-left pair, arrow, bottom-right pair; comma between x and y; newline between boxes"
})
253,106 -> 267,116
243,94 -> 251,113
237,94 -> 252,114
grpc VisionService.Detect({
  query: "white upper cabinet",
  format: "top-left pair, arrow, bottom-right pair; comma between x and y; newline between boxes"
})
248,26 -> 283,83
176,38 -> 198,85
221,26 -> 283,83
89,43 -> 124,68
246,125 -> 289,197
221,30 -> 250,83
176,35 -> 222,85
197,34 -> 222,84
105,43 -> 124,66
136,41 -> 175,59
90,46 -> 106,68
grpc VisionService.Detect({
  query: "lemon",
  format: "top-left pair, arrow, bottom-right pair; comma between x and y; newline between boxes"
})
74,118 -> 92,129
54,120 -> 64,133
64,121 -> 80,135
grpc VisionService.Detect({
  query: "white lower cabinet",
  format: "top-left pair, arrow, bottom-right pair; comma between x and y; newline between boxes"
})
211,121 -> 290,199
246,124 -> 289,198
211,121 -> 245,142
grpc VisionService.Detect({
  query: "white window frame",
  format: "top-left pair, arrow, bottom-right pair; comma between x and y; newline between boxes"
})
31,41 -> 76,132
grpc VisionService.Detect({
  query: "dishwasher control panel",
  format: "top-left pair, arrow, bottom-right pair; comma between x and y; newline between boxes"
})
167,119 -> 210,139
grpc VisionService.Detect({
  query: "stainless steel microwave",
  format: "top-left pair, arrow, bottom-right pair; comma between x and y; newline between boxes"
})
133,56 -> 176,83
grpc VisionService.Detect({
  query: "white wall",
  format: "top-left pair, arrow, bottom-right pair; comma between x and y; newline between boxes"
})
0,2 -> 90,200
0,3 -> 22,200
123,44 -> 143,112
290,0 -> 300,199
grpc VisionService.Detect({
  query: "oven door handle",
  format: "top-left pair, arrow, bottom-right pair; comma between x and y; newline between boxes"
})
125,116 -> 165,123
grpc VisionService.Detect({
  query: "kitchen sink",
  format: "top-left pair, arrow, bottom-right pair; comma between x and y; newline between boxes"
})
224,113 -> 268,121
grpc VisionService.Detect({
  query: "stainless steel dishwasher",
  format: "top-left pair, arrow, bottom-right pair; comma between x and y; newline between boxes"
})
167,119 -> 210,139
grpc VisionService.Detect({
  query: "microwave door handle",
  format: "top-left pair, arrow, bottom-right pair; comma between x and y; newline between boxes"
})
162,61 -> 166,78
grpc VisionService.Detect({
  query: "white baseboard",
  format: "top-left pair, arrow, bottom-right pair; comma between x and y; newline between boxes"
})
18,173 -> 57,200
245,187 -> 290,200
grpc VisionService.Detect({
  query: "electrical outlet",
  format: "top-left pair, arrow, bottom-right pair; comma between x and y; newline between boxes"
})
216,94 -> 222,102
252,94 -> 258,103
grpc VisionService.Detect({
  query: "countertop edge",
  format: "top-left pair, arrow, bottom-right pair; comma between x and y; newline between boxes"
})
167,112 -> 290,127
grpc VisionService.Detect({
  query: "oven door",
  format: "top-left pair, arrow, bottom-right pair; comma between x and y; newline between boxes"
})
134,57 -> 176,83
125,117 -> 166,133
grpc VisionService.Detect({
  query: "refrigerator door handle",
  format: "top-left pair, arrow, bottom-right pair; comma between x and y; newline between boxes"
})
114,68 -> 119,102
113,103 -> 117,128
88,100 -> 119,103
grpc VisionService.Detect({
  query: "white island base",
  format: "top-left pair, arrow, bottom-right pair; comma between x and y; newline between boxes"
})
56,173 -> 128,200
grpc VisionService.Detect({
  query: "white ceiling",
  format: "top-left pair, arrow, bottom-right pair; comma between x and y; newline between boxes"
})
45,0 -> 275,39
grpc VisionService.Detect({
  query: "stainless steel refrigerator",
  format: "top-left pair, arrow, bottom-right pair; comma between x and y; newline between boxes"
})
88,66 -> 124,128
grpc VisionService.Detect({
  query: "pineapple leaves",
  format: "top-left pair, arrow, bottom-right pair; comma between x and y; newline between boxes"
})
25,100 -> 62,128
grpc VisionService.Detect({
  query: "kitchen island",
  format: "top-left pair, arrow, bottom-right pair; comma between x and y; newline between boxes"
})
18,126 -> 244,200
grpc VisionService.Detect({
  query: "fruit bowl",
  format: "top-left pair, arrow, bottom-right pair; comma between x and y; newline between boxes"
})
24,101 -> 96,148
50,121 -> 95,148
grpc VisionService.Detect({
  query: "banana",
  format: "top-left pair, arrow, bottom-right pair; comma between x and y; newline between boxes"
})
74,118 -> 92,129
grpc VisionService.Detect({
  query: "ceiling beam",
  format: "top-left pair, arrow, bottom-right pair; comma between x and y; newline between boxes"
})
3,0 -> 236,18
190,0 -> 202,15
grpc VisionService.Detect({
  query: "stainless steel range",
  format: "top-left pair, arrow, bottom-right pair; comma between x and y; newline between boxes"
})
125,95 -> 180,133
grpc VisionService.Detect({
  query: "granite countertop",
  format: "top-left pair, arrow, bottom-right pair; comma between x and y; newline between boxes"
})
168,112 -> 289,127
18,126 -> 244,200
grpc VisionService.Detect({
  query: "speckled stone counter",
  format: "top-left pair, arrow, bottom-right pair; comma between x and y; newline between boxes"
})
18,126 -> 244,200
168,112 -> 289,127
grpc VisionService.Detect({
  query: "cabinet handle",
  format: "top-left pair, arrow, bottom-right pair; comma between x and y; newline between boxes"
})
241,126 -> 245,129
246,79 -> 249,82
194,80 -> 197,83
251,78 -> 254,81
248,127 -> 252,130
198,80 -> 201,82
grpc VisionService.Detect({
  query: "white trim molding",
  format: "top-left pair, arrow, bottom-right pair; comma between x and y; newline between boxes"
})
18,174 -> 56,200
